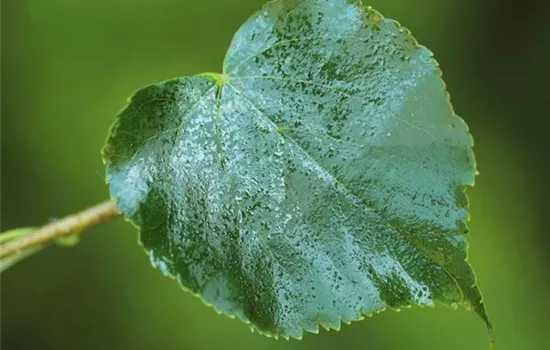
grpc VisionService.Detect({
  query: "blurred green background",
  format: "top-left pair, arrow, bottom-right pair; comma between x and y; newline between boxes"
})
1,0 -> 549,349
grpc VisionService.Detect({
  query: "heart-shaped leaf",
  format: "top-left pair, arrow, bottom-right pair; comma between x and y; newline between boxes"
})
103,0 -> 491,340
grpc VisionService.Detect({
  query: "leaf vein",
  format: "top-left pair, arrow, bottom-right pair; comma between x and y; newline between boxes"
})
232,75 -> 445,144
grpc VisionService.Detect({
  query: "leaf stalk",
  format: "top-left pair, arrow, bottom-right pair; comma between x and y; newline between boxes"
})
0,200 -> 120,260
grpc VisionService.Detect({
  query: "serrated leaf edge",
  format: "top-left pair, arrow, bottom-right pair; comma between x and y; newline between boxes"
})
102,0 -> 493,346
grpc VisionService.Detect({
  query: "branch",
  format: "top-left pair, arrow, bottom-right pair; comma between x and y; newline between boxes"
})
0,200 -> 121,259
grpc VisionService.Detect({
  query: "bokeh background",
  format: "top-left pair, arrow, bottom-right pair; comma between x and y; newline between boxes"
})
1,0 -> 549,349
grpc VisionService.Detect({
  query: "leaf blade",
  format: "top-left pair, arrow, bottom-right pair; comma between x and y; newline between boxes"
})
104,0 -> 490,340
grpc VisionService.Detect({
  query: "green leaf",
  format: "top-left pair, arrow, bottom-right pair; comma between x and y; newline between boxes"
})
103,0 -> 491,340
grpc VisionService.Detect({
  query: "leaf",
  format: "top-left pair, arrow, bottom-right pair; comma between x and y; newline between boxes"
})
103,0 -> 491,341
